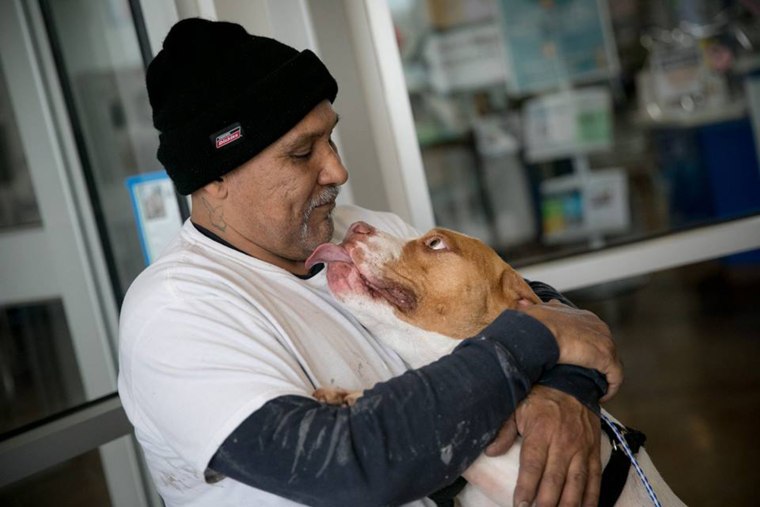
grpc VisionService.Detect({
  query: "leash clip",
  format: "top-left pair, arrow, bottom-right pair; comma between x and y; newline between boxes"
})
609,422 -> 627,452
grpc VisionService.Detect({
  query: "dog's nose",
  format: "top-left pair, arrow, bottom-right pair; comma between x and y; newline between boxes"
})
349,221 -> 376,236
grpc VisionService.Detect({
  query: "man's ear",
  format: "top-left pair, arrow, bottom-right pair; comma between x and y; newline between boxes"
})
200,177 -> 228,200
499,267 -> 541,308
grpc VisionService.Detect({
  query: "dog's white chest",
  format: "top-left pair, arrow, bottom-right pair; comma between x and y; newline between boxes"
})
339,295 -> 458,369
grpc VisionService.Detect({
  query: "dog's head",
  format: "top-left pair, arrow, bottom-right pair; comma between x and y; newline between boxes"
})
307,221 -> 539,340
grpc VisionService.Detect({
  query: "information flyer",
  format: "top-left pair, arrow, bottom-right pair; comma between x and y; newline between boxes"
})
125,170 -> 183,265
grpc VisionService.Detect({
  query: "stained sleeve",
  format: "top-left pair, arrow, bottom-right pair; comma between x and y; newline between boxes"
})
208,310 -> 558,507
527,279 -> 608,413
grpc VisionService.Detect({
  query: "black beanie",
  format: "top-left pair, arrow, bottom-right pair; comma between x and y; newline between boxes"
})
146,18 -> 338,195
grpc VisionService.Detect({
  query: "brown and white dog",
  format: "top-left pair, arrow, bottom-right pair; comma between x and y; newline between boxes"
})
306,221 -> 685,507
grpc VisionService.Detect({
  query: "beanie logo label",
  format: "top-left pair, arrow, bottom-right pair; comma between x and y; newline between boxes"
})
212,123 -> 243,149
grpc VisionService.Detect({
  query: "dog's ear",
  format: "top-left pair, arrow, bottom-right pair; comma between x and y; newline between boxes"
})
499,267 -> 541,308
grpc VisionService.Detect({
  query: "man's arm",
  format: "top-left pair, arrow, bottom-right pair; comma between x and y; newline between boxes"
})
209,310 -> 557,506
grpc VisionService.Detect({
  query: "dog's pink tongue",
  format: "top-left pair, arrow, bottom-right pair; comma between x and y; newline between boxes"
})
305,243 -> 352,270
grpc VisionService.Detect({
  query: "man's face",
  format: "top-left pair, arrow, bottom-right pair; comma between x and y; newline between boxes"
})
221,100 -> 348,262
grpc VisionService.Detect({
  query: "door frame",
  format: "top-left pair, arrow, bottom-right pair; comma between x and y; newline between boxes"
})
0,0 -> 152,505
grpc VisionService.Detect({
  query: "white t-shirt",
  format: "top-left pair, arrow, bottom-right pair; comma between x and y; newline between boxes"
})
118,205 -> 435,507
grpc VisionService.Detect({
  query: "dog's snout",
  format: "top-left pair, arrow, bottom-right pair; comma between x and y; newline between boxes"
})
349,221 -> 376,236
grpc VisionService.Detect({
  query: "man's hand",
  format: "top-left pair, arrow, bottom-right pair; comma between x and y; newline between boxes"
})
518,299 -> 622,401
486,386 -> 601,507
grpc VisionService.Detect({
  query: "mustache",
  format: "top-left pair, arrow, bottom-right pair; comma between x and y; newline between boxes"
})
301,186 -> 340,244
307,186 -> 340,212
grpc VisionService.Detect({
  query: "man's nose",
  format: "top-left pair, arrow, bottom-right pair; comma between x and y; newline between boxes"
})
318,148 -> 349,187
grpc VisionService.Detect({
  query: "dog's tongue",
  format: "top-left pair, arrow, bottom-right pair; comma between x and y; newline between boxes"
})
305,243 -> 352,270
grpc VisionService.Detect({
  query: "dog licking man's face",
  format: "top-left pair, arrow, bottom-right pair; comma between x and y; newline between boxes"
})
306,221 -> 540,340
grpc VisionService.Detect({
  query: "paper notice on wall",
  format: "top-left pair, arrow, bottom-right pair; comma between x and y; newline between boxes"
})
523,87 -> 613,162
125,170 -> 183,265
585,169 -> 629,233
424,22 -> 509,93
540,168 -> 629,243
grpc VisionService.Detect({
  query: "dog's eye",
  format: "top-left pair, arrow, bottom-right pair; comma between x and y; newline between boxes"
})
425,236 -> 447,251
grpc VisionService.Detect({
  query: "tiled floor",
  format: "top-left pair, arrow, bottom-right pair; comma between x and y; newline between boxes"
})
571,258 -> 760,506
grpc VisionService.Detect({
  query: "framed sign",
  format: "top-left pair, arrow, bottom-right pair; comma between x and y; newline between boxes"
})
125,170 -> 183,265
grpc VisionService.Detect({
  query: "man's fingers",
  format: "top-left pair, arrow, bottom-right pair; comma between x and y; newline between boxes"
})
514,432 -> 549,506
601,356 -> 624,401
557,454 -> 588,507
485,415 -> 519,456
602,378 -> 621,401
521,300 -> 624,397
582,450 -> 602,507
533,451 -> 571,507
564,329 -> 623,401
513,387 -> 602,506
596,349 -> 623,401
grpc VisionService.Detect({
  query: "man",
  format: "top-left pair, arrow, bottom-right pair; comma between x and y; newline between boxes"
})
118,18 -> 621,507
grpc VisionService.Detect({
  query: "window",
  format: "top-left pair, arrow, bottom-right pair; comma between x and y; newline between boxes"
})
390,0 -> 760,264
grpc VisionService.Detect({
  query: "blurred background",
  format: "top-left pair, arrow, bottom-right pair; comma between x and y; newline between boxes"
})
1,0 -> 759,505
390,0 -> 760,261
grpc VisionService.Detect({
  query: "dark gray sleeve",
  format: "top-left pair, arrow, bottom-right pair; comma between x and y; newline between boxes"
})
208,310 -> 558,507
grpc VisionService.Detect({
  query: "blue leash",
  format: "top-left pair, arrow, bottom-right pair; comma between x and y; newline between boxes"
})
601,413 -> 662,507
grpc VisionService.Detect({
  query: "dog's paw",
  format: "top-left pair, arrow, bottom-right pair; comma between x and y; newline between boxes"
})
313,387 -> 363,406
343,391 -> 362,406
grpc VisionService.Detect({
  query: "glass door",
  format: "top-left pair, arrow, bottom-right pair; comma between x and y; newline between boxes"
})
0,0 -> 158,505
